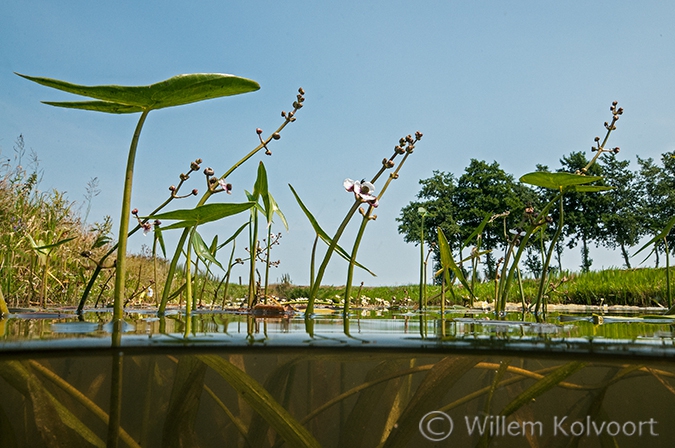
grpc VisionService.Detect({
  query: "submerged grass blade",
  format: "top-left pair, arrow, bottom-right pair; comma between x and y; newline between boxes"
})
198,354 -> 321,448
382,356 -> 479,448
499,361 -> 585,418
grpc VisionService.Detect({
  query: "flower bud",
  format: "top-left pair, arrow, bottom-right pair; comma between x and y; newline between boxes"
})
415,131 -> 423,140
256,128 -> 263,135
169,185 -> 176,192
192,189 -> 198,196
272,132 -> 281,140
190,161 -> 200,171
131,208 -> 138,215
298,87 -> 305,95
204,167 -> 215,176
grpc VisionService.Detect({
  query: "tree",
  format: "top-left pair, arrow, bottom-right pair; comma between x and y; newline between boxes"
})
598,155 -> 643,267
397,170 -> 460,257
636,152 -> 675,265
556,151 -> 608,272
398,160 -> 536,280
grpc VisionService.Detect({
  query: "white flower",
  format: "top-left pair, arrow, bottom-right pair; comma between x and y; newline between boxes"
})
344,178 -> 379,207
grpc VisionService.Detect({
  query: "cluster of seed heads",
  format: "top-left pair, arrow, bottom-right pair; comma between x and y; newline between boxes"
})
169,158 -> 202,198
257,87 -> 305,155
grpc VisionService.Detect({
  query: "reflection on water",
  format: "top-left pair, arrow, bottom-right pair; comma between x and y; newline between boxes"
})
1,309 -> 675,357
1,309 -> 675,446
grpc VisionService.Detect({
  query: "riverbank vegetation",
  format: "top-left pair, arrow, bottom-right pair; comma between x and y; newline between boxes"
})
1,136 -> 673,311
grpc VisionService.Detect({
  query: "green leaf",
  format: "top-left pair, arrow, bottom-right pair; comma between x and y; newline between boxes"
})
570,185 -> 613,192
382,357 -> 478,448
499,361 -> 584,417
191,230 -> 223,270
437,227 -> 475,299
154,226 -> 167,258
634,215 -> 675,258
27,235 -> 76,253
17,73 -> 260,113
461,214 -> 491,250
43,101 -> 144,114
253,162 -> 268,204
198,355 -> 321,448
217,222 -> 249,250
148,202 -> 255,230
289,184 -> 376,276
520,172 -> 602,190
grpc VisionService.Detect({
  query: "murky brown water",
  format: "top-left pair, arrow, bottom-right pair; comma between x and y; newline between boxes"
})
1,309 -> 674,447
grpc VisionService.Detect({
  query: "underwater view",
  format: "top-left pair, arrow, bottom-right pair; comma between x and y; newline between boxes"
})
2,309 -> 675,447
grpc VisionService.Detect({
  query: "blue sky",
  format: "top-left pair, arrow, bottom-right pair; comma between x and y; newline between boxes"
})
1,1 -> 675,287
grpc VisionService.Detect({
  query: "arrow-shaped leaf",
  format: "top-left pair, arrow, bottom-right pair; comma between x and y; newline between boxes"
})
17,73 -> 260,114
147,202 -> 255,230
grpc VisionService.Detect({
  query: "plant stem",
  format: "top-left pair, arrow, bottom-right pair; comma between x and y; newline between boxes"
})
264,225 -> 272,302
307,201 -> 361,314
665,238 -> 671,309
185,229 -> 194,318
113,110 -> 149,321
248,211 -> 259,308
343,208 -> 372,316
535,191 -> 564,315
158,121 -> 293,314
419,214 -> 425,310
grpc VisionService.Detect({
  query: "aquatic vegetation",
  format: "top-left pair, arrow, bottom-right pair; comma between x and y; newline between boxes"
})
19,73 -> 260,322
634,215 -> 675,312
291,132 -> 422,320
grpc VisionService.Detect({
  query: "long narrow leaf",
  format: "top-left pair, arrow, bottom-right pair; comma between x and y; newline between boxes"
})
461,214 -> 491,250
217,222 -> 249,250
191,230 -> 223,270
634,215 -> 675,257
499,361 -> 584,417
149,202 -> 255,230
290,184 -> 376,276
438,227 -> 474,297
198,355 -> 321,448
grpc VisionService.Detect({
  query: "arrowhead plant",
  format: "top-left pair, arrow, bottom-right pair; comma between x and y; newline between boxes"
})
19,73 -> 260,320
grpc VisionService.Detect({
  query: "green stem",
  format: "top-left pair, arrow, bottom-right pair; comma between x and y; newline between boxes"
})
264,224 -> 272,302
113,110 -> 149,321
419,215 -> 425,310
248,211 -> 259,308
307,201 -> 361,314
158,124 -> 292,314
665,238 -> 671,309
185,229 -> 194,319
309,234 -> 318,293
535,191 -> 564,315
500,192 -> 561,311
343,209 -> 371,316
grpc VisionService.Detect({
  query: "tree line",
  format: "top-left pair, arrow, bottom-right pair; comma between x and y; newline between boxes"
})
397,150 -> 675,281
